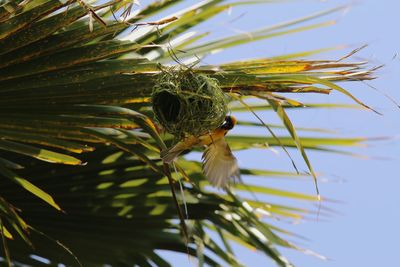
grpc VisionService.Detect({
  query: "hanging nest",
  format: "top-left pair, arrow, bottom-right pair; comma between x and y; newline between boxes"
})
152,68 -> 228,139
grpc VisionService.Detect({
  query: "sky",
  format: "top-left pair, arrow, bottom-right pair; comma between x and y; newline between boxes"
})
146,0 -> 400,266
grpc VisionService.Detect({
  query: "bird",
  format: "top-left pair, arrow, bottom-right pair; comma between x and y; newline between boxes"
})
161,115 -> 240,189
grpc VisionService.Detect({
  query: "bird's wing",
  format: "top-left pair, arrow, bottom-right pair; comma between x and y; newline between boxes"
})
202,138 -> 240,188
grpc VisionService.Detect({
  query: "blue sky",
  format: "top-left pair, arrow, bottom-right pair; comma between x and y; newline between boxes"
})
150,0 -> 400,266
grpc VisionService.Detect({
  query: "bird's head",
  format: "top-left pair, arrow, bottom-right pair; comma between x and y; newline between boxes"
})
220,115 -> 237,130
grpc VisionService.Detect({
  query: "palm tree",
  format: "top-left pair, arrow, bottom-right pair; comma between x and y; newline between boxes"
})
0,1 -> 377,266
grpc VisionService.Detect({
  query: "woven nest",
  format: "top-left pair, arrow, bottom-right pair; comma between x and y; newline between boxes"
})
152,69 -> 228,139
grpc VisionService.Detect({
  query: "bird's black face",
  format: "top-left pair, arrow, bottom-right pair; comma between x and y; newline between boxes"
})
220,116 -> 236,130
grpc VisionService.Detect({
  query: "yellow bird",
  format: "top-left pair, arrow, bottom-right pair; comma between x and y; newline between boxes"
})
161,116 -> 240,188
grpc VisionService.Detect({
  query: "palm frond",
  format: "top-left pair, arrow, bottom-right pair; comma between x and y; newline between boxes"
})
0,1 -> 378,266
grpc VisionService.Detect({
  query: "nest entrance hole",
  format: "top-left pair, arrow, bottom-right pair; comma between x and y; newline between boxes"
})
153,91 -> 181,123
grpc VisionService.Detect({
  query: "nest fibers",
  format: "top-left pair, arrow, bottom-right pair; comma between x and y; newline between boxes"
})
152,68 -> 228,139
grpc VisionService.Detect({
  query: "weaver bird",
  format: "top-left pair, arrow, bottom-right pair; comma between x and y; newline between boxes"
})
161,116 -> 240,188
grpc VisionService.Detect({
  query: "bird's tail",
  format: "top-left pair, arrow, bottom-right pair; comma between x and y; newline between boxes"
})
161,141 -> 191,164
